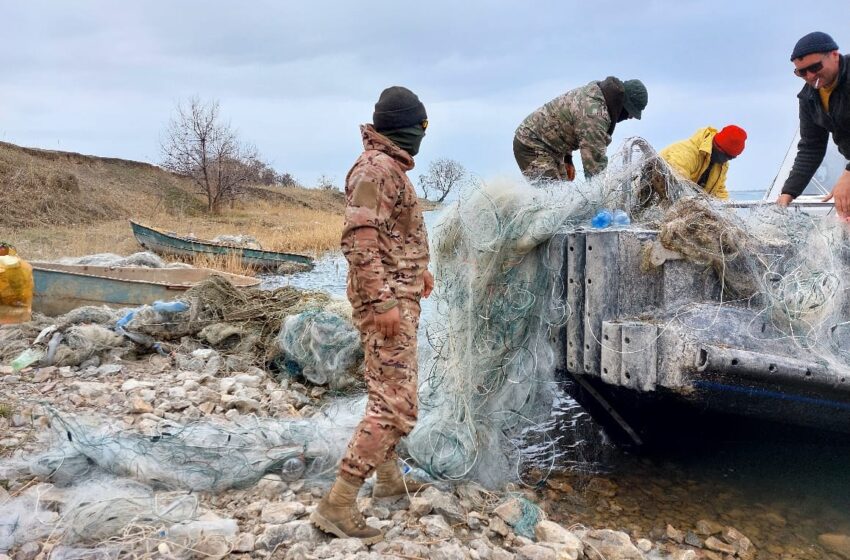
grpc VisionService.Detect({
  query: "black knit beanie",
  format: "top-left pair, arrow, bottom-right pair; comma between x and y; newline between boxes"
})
373,86 -> 427,132
790,31 -> 839,60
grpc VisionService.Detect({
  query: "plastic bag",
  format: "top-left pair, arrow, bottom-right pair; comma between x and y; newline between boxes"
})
0,246 -> 34,324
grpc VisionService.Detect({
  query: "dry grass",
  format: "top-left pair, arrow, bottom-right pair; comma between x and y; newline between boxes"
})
146,199 -> 344,256
0,200 -> 343,264
184,252 -> 259,277
0,141 -> 203,229
0,142 -> 348,276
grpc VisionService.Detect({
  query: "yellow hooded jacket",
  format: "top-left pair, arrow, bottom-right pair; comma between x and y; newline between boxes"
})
659,127 -> 730,200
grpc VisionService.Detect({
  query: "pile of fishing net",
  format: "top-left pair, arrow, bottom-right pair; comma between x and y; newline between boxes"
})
3,276 -> 363,384
8,401 -> 365,492
56,251 -> 191,269
210,233 -> 262,249
402,138 -> 849,487
0,476 -> 238,558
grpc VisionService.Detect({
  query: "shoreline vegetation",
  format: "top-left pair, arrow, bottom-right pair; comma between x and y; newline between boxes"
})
0,140 -> 434,268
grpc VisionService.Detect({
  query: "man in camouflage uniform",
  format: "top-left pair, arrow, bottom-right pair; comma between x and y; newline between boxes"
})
311,86 -> 433,544
514,77 -> 648,182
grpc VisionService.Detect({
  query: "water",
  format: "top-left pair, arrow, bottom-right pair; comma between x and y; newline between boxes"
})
262,209 -> 850,556
260,252 -> 348,297
729,189 -> 768,202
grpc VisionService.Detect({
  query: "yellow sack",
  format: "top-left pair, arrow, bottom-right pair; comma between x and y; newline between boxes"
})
0,246 -> 34,324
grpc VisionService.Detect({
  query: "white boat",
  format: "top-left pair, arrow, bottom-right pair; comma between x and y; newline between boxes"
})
730,130 -> 845,215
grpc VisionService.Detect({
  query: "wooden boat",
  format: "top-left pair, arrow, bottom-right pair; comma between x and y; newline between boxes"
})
130,221 -> 314,272
31,262 -> 260,317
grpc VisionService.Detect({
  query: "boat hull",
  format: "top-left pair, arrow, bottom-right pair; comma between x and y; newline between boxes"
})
31,262 -> 260,316
130,221 -> 313,271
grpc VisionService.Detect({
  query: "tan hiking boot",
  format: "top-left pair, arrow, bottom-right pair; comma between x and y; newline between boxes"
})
373,459 -> 428,498
310,476 -> 382,544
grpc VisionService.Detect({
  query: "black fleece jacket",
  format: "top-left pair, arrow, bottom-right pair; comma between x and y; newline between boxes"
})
782,54 -> 850,198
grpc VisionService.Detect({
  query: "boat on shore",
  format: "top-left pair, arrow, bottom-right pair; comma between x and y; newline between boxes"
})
129,221 -> 314,272
560,135 -> 847,444
31,262 -> 260,316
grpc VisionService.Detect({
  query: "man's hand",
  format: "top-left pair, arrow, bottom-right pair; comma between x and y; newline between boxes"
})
423,270 -> 434,299
776,193 -> 794,207
822,170 -> 850,217
565,163 -> 576,181
374,306 -> 400,338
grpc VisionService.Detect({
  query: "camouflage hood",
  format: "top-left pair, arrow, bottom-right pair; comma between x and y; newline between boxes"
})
360,125 -> 415,172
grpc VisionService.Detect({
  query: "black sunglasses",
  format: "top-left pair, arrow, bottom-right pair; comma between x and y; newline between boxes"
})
793,55 -> 827,77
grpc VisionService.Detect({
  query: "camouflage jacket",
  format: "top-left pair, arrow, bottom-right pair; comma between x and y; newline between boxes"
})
514,80 -> 615,177
341,125 -> 430,312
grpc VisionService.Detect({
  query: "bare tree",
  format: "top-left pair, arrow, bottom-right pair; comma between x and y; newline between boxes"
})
317,174 -> 340,191
418,158 -> 466,202
161,97 -> 259,212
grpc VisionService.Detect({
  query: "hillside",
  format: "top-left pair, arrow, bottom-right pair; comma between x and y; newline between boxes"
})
0,142 -> 347,259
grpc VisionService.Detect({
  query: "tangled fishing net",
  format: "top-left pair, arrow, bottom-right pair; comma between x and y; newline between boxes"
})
119,276 -> 337,365
3,275 -> 360,378
56,251 -> 191,269
15,400 -> 366,492
404,138 -> 850,487
0,476 -> 238,557
276,309 -> 363,387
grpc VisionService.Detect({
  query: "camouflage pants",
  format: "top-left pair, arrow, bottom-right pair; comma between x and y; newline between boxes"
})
513,136 -> 566,182
339,298 -> 420,482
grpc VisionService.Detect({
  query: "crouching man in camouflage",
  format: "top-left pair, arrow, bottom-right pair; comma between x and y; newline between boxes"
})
310,86 -> 434,544
513,77 -> 648,182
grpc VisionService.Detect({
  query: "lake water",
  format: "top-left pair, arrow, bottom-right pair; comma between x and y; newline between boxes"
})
263,207 -> 850,558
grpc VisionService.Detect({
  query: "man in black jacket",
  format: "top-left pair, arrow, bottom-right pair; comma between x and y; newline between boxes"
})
777,31 -> 850,216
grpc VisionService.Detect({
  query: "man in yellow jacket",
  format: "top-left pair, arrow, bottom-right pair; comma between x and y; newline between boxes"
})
658,125 -> 747,199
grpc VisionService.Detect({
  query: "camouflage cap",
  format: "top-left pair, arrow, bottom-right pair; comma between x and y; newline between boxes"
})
622,79 -> 648,120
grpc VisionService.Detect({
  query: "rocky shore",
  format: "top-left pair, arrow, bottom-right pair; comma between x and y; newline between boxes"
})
5,350 -> 846,560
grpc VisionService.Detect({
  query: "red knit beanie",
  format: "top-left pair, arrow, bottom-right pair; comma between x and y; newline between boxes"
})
713,125 -> 747,157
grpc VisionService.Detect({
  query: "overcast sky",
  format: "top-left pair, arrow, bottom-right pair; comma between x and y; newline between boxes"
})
2,1 -> 848,195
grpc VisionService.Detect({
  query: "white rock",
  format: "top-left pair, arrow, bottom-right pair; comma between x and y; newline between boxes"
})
535,520 -> 578,546
261,501 -> 306,524
96,364 -> 123,376
421,514 -> 454,539
231,532 -> 255,552
432,542 -> 470,560
73,381 -> 109,398
422,486 -> 465,524
494,498 -> 524,525
492,548 -> 517,560
580,529 -> 643,560
234,374 -> 261,387
167,387 -> 187,400
203,355 -> 222,376
321,538 -> 367,556
121,379 -> 153,392
220,378 -> 238,394
182,379 -> 200,392
256,520 -> 326,550
192,348 -> 217,360
129,397 -> 153,414
516,544 -> 556,560
223,396 -> 261,413
490,516 -> 510,537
